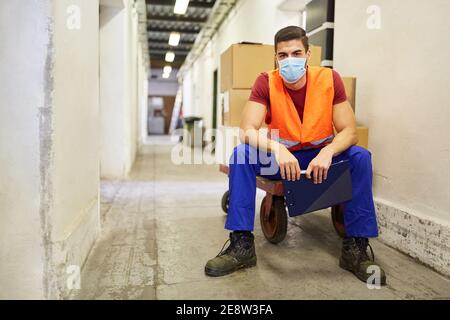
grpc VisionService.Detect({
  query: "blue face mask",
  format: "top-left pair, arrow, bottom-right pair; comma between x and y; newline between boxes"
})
278,57 -> 307,83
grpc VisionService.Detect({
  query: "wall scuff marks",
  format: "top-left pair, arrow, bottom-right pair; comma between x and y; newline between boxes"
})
39,9 -> 56,299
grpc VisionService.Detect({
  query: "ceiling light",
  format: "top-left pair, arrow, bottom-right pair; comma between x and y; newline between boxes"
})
162,72 -> 170,79
174,0 -> 189,15
168,32 -> 181,46
165,51 -> 175,62
163,66 -> 172,74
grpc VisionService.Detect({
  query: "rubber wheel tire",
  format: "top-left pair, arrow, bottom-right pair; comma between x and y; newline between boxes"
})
331,204 -> 346,238
221,190 -> 230,214
260,195 -> 288,244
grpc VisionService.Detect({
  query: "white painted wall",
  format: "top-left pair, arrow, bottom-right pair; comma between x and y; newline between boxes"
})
0,0 -> 101,299
333,0 -> 450,224
0,0 -> 50,300
49,0 -> 100,298
100,0 -> 142,178
138,43 -> 150,147
181,0 -> 301,128
128,4 -> 139,170
100,4 -> 127,178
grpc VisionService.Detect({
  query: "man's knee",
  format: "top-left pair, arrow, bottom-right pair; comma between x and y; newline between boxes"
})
348,145 -> 371,158
346,145 -> 372,167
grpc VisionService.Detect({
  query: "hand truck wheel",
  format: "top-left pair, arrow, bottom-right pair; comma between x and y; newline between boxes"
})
260,195 -> 288,244
331,204 -> 346,238
221,190 -> 230,214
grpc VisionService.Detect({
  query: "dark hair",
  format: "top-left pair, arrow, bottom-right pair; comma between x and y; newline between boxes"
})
274,26 -> 309,52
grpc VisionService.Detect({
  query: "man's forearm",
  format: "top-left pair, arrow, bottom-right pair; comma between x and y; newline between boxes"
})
239,127 -> 282,155
322,127 -> 358,157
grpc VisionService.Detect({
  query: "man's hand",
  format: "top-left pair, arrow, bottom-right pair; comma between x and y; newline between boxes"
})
305,147 -> 334,184
274,145 -> 301,181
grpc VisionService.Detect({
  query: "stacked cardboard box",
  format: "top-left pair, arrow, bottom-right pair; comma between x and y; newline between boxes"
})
221,89 -> 251,127
220,43 -> 275,127
309,45 -> 322,67
335,75 -> 370,149
342,76 -> 356,112
220,43 -> 276,92
332,126 -> 369,149
356,126 -> 369,149
218,43 -> 275,164
220,43 -> 322,127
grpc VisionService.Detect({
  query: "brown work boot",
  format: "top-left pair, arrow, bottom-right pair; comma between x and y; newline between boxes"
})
339,237 -> 387,286
205,231 -> 257,277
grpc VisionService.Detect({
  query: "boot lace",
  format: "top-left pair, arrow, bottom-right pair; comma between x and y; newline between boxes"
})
357,238 -> 375,262
216,239 -> 231,257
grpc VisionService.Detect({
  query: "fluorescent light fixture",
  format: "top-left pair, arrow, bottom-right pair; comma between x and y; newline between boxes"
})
163,66 -> 172,74
168,32 -> 181,46
174,0 -> 189,15
162,72 -> 170,79
165,51 -> 175,62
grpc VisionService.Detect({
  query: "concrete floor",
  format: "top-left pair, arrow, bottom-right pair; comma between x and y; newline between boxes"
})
74,136 -> 450,300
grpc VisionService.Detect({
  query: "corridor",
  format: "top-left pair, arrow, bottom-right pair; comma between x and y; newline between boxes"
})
2,0 -> 450,301
74,136 -> 450,300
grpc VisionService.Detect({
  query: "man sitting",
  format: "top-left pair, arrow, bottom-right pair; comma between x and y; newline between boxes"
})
205,26 -> 386,285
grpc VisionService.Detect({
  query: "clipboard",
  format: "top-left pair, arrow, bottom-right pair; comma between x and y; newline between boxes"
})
282,160 -> 352,217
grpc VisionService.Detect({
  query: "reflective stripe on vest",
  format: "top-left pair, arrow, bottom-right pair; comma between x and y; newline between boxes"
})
268,66 -> 335,151
310,134 -> 334,145
270,134 -> 334,149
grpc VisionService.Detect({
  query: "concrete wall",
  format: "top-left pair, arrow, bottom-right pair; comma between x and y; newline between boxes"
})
129,6 -> 139,168
0,0 -> 101,299
0,0 -> 148,299
0,0 -> 50,299
49,0 -> 101,298
138,44 -> 150,146
99,4 -> 128,178
181,0 -> 301,128
100,0 -> 142,178
333,0 -> 450,276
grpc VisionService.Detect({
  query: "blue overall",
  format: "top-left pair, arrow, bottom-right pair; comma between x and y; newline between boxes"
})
225,143 -> 379,238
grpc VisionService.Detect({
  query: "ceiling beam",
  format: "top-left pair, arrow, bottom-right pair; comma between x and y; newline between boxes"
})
150,50 -> 189,56
147,14 -> 207,23
148,39 -> 195,44
150,59 -> 184,69
146,0 -> 216,9
149,57 -> 186,62
149,44 -> 193,51
148,26 -> 200,34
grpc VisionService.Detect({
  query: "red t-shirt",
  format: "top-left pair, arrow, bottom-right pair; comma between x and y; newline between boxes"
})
249,69 -> 347,124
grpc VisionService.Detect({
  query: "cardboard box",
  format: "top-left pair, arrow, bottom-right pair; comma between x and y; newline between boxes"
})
221,89 -> 269,128
215,126 -> 269,165
356,126 -> 369,149
308,45 -> 322,67
332,126 -> 369,149
342,77 -> 356,111
220,43 -> 275,93
221,89 -> 251,127
215,126 -> 241,165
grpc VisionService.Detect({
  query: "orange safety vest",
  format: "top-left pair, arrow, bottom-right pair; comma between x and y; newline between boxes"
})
268,66 -> 335,151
